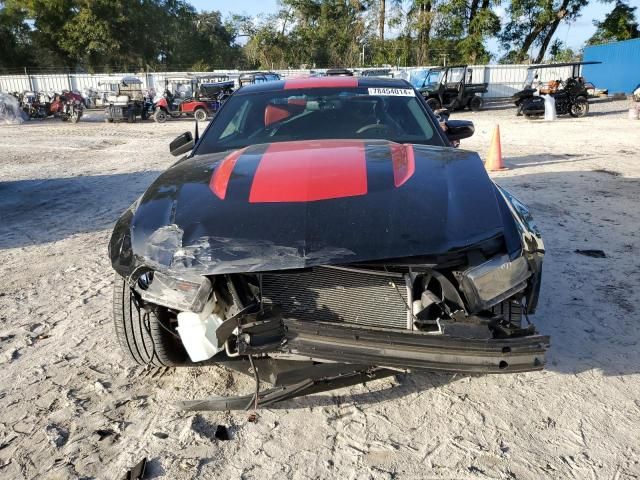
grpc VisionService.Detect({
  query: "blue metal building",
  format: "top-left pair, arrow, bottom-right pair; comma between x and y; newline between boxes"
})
583,38 -> 640,93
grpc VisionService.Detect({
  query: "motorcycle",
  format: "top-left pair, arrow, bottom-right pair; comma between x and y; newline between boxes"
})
20,92 -> 51,119
50,91 -> 84,123
516,77 -> 590,118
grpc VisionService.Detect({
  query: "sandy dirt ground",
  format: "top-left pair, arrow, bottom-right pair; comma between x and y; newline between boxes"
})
0,100 -> 639,480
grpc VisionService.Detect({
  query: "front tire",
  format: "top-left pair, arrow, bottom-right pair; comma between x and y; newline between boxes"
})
468,96 -> 483,111
569,97 -> 589,117
154,108 -> 168,123
194,108 -> 208,122
112,274 -> 190,367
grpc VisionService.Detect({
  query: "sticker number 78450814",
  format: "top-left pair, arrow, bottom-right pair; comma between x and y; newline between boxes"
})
367,88 -> 415,96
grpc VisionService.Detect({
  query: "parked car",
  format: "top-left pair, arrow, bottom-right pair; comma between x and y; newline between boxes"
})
512,61 -> 602,118
109,76 -> 547,409
419,65 -> 488,111
105,77 -> 153,123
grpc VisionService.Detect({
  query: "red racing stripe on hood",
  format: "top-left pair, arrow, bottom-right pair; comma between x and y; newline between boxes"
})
249,140 -> 367,203
284,77 -> 359,90
209,148 -> 246,199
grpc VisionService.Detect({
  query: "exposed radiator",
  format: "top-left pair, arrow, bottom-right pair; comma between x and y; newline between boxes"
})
260,266 -> 411,330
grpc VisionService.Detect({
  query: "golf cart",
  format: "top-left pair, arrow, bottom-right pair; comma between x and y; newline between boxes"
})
104,76 -> 153,123
153,75 -> 234,123
237,72 -> 281,88
512,61 -> 601,118
419,65 -> 488,111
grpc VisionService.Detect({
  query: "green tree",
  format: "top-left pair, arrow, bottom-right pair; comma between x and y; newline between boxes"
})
436,0 -> 500,63
588,0 -> 639,45
0,2 -> 34,71
548,39 -> 581,61
242,0 -> 367,69
3,0 -> 241,72
500,0 -> 589,63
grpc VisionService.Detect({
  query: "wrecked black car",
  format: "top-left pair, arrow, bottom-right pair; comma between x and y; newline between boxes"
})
109,77 -> 548,410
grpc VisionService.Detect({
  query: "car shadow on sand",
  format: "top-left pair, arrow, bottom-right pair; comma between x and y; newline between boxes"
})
0,171 -> 161,249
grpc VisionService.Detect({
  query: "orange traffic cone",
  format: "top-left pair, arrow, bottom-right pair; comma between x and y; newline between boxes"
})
485,125 -> 508,171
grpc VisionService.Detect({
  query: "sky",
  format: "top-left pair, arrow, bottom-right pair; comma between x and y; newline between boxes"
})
191,0 -> 638,56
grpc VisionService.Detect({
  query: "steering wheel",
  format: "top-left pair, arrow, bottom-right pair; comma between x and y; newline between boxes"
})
355,123 -> 392,136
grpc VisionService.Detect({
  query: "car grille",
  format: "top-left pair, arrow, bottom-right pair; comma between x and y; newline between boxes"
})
260,266 -> 410,330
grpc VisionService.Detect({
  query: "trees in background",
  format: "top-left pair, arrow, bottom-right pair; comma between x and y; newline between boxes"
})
588,0 -> 639,45
500,0 -> 590,63
0,0 -> 240,72
1,0 -> 636,73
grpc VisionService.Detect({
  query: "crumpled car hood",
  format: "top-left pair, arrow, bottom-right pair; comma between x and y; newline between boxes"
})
110,139 -> 514,277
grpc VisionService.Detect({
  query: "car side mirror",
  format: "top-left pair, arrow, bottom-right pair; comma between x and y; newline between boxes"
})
445,120 -> 475,141
169,131 -> 194,157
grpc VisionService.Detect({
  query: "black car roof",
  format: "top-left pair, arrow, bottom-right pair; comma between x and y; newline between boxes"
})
236,76 -> 413,94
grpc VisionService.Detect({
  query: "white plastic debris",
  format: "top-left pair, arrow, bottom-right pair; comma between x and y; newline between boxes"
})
543,94 -> 557,121
176,296 -> 225,362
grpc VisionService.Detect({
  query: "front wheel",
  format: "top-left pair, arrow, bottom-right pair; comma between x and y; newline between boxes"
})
112,275 -> 191,367
194,108 -> 208,122
468,96 -> 483,111
569,97 -> 589,117
154,108 -> 168,123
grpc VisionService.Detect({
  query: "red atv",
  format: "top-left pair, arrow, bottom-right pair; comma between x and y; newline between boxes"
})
153,76 -> 233,123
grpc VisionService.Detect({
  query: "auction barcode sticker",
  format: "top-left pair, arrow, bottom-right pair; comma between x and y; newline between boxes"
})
368,88 -> 415,96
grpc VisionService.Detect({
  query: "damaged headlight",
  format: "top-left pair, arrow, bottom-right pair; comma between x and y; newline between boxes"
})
457,254 -> 531,313
134,270 -> 213,313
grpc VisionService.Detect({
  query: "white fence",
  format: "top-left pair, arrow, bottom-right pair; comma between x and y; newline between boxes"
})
0,64 -> 574,100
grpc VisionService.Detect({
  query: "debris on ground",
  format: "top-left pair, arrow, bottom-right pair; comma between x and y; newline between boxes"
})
123,457 -> 147,480
214,425 -> 230,441
94,428 -> 116,441
575,249 -> 607,258
44,424 -> 69,448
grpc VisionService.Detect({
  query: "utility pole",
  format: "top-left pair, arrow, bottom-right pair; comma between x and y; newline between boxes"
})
24,67 -> 34,92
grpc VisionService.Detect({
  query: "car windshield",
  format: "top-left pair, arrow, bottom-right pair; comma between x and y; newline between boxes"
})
195,86 -> 440,154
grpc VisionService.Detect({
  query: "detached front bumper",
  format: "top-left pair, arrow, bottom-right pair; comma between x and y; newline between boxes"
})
281,319 -> 549,374
177,317 -> 549,411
